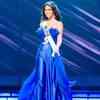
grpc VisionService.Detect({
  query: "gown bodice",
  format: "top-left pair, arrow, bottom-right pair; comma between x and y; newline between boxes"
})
36,27 -> 59,43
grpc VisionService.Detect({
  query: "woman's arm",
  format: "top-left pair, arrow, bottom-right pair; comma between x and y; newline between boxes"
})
56,22 -> 64,51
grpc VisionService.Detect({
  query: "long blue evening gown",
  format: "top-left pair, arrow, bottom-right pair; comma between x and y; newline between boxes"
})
18,26 -> 72,100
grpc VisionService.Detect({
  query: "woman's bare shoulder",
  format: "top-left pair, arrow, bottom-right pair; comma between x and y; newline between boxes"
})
56,21 -> 64,33
57,21 -> 63,27
40,20 -> 47,27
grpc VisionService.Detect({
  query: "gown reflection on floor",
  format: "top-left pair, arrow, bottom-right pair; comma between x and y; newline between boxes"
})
0,92 -> 100,100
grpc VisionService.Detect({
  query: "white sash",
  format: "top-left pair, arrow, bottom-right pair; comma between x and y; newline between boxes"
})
40,22 -> 60,57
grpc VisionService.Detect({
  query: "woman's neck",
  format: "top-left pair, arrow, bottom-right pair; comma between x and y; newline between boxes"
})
42,17 -> 57,29
48,16 -> 56,22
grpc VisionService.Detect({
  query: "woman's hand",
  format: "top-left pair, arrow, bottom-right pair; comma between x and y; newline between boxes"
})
44,36 -> 49,43
52,46 -> 60,57
55,46 -> 60,54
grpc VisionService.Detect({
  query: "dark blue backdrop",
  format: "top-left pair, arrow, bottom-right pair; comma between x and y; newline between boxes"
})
0,0 -> 100,90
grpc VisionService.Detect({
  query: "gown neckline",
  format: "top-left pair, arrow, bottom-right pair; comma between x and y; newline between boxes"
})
48,27 -> 59,33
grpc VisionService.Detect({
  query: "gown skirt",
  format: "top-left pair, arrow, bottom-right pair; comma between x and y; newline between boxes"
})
18,28 -> 72,100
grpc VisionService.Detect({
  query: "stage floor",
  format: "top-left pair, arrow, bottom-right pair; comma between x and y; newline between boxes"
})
0,91 -> 100,100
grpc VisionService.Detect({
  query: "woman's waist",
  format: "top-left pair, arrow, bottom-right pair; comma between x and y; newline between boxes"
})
42,40 -> 49,45
38,43 -> 52,54
40,36 -> 57,44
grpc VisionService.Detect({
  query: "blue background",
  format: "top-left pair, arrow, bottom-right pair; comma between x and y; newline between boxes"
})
0,0 -> 100,90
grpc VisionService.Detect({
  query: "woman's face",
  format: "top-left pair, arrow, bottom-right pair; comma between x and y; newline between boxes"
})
44,5 -> 54,19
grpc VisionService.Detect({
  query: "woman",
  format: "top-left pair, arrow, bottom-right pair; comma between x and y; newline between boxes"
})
19,1 -> 72,100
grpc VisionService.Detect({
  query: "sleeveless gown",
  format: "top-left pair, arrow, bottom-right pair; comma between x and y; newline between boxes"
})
18,26 -> 72,100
